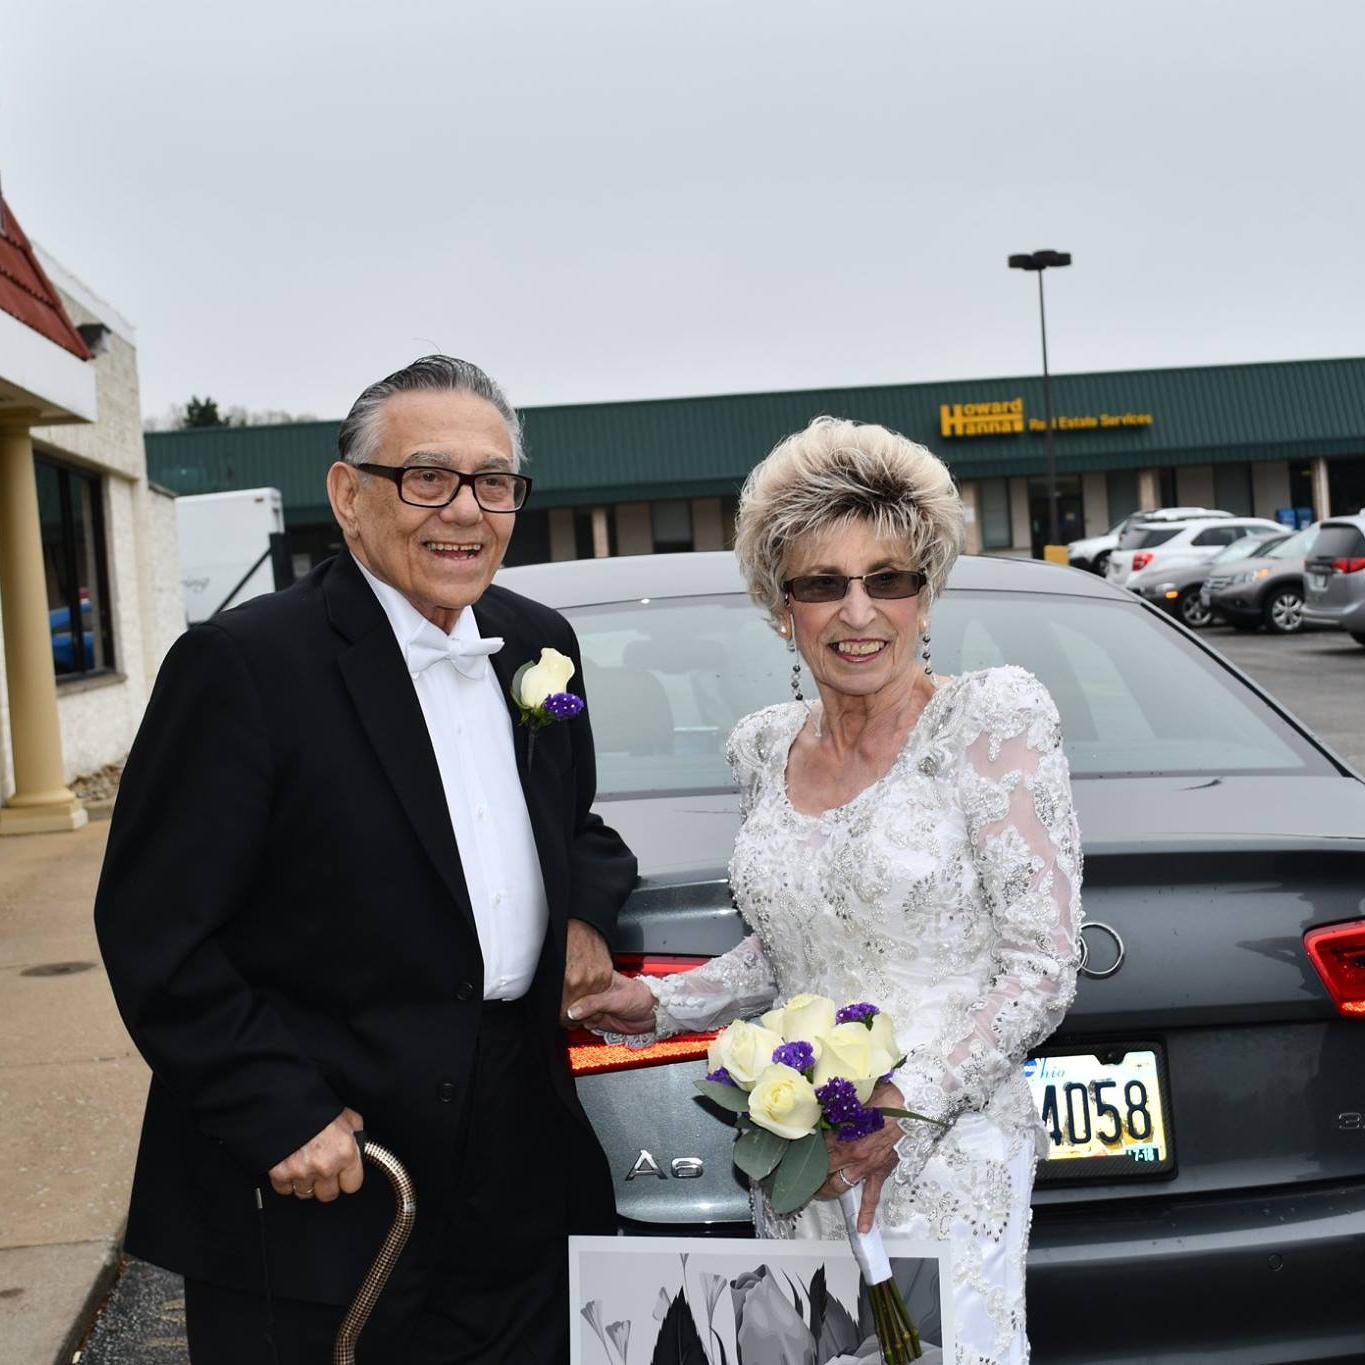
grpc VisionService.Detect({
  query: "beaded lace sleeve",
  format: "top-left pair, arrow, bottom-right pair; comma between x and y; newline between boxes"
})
647,932 -> 779,1038
891,667 -> 1084,1181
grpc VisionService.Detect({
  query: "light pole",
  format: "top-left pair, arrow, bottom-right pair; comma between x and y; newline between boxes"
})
1008,249 -> 1071,556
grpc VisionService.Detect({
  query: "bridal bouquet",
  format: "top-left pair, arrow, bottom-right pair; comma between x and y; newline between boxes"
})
695,995 -> 939,1364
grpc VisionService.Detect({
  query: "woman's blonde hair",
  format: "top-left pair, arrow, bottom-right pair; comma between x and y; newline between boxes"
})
734,416 -> 964,620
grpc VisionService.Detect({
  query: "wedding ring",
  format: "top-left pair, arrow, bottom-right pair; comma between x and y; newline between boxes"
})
836,1167 -> 856,1188
295,1183 -> 315,1198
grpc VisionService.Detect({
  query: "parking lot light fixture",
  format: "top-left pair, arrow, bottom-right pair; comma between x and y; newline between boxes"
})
1009,250 -> 1072,560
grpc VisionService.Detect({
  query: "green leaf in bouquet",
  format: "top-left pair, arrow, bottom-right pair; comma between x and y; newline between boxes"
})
733,1125 -> 786,1181
694,1079 -> 751,1114
769,1131 -> 828,1214
880,1107 -> 948,1126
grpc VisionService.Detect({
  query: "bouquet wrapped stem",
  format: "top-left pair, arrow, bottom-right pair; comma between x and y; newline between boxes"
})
696,995 -> 941,1363
837,1185 -> 922,1362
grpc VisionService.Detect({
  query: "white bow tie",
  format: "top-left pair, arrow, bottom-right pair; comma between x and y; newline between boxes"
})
404,626 -> 505,680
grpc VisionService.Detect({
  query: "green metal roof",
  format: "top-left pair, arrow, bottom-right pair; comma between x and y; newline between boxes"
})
145,356 -> 1365,521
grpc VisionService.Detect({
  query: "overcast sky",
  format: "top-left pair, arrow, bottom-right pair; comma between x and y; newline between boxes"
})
5,1 -> 1362,423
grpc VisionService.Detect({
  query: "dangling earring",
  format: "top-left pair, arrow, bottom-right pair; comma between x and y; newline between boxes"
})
921,629 -> 932,678
788,634 -> 805,702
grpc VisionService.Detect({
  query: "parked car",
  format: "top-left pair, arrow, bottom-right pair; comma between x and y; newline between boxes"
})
1130,529 -> 1290,628
1068,506 -> 1233,575
1303,511 -> 1365,646
1105,515 -> 1284,589
1203,523 -> 1320,634
498,550 -> 1365,1365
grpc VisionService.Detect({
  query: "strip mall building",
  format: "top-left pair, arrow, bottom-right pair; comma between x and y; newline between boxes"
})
147,357 -> 1365,566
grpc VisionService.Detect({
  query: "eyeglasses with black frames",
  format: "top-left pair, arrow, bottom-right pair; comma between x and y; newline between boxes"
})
782,570 -> 927,603
355,463 -> 532,512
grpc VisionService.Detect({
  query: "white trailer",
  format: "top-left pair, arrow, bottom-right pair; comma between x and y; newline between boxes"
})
176,487 -> 293,624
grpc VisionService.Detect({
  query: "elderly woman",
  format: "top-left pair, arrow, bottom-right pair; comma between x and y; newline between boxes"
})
574,416 -> 1083,1364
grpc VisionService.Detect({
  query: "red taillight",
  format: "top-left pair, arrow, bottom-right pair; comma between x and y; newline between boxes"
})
1304,922 -> 1365,1017
1132,551 -> 1153,572
1331,557 -> 1365,574
568,953 -> 719,1075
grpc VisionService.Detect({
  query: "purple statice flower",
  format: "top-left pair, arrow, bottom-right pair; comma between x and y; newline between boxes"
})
542,692 -> 585,720
705,1066 -> 737,1087
772,1040 -> 816,1074
817,1076 -> 888,1142
835,1002 -> 881,1025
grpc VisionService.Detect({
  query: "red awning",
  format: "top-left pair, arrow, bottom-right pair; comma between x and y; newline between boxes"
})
0,197 -> 91,360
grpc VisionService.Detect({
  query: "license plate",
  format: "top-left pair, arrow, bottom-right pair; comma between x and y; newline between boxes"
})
1308,572 -> 1327,591
1025,1043 -> 1175,1180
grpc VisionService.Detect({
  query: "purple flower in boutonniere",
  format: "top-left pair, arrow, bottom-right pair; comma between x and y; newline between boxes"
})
511,647 -> 584,768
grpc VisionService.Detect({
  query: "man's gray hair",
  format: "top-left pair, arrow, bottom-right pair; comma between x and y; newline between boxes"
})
734,416 -> 965,621
337,355 -> 526,469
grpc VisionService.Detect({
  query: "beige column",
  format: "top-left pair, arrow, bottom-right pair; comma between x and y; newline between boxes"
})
690,498 -> 725,552
590,506 -> 610,558
959,482 -> 983,555
1136,469 -> 1160,511
547,508 -> 576,561
1310,457 -> 1332,521
0,417 -> 87,833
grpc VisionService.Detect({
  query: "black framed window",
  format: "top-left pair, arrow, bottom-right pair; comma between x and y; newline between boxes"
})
36,455 -> 115,678
979,478 -> 1012,548
650,500 -> 693,554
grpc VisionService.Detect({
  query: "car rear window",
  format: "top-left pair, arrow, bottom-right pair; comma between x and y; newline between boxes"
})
1309,524 -> 1365,561
565,591 -> 1328,798
1122,526 -> 1184,549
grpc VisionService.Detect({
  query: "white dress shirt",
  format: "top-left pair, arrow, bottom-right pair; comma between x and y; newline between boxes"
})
356,560 -> 548,999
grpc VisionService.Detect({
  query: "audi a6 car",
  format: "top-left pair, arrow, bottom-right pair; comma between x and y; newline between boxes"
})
497,551 -> 1365,1365
1130,529 -> 1289,628
1203,523 -> 1320,634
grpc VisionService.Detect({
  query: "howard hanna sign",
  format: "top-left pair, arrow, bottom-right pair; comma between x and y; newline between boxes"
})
940,397 -> 1153,438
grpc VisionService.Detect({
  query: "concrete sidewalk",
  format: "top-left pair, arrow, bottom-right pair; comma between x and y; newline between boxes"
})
0,817 -> 149,1364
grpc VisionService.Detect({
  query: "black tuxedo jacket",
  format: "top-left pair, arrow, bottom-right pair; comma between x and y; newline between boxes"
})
94,551 -> 636,1304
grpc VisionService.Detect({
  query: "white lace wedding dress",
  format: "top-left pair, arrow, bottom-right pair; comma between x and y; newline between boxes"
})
648,666 -> 1083,1365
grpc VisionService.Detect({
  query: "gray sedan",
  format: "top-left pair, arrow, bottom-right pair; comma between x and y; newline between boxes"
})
498,550 -> 1365,1365
1129,529 -> 1290,628
1203,523 -> 1319,634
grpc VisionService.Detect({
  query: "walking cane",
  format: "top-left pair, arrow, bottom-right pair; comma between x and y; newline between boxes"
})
332,1134 -> 417,1365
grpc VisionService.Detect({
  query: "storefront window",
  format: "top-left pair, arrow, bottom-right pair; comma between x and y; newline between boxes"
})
1107,471 -> 1139,523
36,455 -> 115,679
980,479 -> 1012,548
1213,462 -> 1253,516
650,500 -> 693,554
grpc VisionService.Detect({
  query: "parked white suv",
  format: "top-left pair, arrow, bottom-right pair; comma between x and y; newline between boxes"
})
1069,507 -> 1233,575
1106,516 -> 1285,589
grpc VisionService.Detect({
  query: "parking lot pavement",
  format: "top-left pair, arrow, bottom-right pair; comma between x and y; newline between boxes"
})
1197,623 -> 1365,772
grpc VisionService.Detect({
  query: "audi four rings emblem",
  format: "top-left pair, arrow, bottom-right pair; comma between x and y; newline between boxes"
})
1078,921 -> 1125,978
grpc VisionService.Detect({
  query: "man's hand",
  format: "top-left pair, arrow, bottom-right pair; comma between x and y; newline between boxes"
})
561,918 -> 613,1026
566,971 -> 659,1034
267,1107 -> 365,1203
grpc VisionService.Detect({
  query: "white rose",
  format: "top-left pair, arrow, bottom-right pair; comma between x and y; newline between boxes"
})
746,1064 -> 823,1140
763,993 -> 838,1045
707,1019 -> 785,1088
867,1011 -> 903,1075
810,1022 -> 884,1103
517,648 -> 575,708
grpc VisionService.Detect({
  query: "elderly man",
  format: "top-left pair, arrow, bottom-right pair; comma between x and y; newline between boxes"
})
95,356 -> 636,1363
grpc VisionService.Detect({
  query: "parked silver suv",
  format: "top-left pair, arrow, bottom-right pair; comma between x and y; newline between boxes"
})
1302,512 -> 1365,645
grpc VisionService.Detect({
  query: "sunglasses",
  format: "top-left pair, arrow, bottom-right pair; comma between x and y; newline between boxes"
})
782,569 -> 927,604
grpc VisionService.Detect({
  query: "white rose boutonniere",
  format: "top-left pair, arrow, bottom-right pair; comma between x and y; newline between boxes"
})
511,647 -> 585,767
